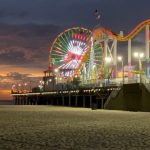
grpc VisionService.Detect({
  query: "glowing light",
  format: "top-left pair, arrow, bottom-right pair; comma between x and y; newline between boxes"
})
67,40 -> 86,55
54,69 -> 58,73
75,75 -> 78,78
105,57 -> 112,63
93,64 -> 96,68
38,85 -> 43,89
12,84 -> 16,87
133,52 -> 144,58
39,80 -> 44,85
139,53 -> 144,58
117,56 -> 122,61
134,52 -> 139,57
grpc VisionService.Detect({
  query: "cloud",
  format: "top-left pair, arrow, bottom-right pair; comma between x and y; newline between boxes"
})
0,23 -> 62,68
0,0 -> 148,28
0,48 -> 28,65
0,72 -> 42,89
0,10 -> 29,19
0,71 -> 42,100
6,72 -> 31,80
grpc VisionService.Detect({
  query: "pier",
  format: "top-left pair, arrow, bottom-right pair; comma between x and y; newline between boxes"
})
12,86 -> 120,109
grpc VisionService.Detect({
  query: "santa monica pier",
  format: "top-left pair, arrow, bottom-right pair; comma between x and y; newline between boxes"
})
11,19 -> 150,111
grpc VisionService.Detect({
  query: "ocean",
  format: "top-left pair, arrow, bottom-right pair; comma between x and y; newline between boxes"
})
0,100 -> 13,105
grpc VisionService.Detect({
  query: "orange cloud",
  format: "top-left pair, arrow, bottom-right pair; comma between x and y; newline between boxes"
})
0,65 -> 44,76
0,65 -> 44,100
0,89 -> 12,100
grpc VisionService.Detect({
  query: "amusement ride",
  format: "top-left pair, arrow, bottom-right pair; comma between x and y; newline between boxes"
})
49,19 -> 150,85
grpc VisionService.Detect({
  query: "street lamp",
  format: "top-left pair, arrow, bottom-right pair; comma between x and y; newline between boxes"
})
49,79 -> 52,82
133,52 -> 144,83
117,56 -> 124,84
105,57 -> 112,84
24,83 -> 27,93
11,84 -> 16,93
105,57 -> 112,63
54,68 -> 58,73
18,83 -> 22,93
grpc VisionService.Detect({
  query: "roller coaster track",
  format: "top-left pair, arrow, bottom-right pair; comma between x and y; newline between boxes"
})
94,19 -> 150,41
74,19 -> 150,76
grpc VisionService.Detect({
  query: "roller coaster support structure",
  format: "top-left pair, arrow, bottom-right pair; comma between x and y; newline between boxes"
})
128,39 -> 132,78
145,25 -> 150,78
104,38 -> 117,78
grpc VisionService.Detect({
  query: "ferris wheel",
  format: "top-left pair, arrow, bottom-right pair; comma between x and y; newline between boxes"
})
49,27 -> 104,80
50,27 -> 92,77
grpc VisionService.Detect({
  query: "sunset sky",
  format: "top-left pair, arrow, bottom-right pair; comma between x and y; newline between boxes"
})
0,0 -> 150,100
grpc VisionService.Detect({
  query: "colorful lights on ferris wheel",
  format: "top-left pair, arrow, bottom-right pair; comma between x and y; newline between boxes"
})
50,27 -> 92,77
67,40 -> 87,55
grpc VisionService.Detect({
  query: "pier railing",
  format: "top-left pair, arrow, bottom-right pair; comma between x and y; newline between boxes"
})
104,87 -> 121,108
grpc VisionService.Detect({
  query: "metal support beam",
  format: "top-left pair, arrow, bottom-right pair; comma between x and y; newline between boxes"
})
146,25 -> 150,58
128,39 -> 132,78
113,39 -> 117,66
69,94 -> 71,106
62,96 -> 65,106
83,96 -> 85,107
90,95 -> 92,108
146,25 -> 150,77
75,95 -> 78,107
101,98 -> 104,109
113,39 -> 117,78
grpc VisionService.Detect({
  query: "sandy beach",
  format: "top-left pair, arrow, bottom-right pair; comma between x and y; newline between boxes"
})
0,105 -> 150,150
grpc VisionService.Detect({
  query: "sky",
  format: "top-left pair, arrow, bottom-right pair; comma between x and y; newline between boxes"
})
0,0 -> 150,100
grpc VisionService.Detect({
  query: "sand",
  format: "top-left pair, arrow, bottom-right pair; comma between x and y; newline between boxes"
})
0,105 -> 150,150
